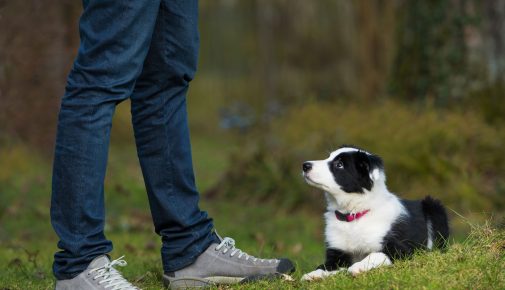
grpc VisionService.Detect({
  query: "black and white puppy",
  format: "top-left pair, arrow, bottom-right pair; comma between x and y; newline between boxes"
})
301,146 -> 449,280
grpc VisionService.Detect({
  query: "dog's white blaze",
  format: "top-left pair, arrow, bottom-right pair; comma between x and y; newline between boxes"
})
348,252 -> 392,276
328,147 -> 362,159
426,219 -> 434,250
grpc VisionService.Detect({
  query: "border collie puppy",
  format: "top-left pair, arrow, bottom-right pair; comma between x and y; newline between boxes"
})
301,146 -> 449,280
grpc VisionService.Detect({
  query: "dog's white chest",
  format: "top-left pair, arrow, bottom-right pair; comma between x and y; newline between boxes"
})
324,210 -> 398,255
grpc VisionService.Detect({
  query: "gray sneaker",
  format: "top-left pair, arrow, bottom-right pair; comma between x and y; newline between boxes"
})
163,236 -> 295,289
55,255 -> 140,290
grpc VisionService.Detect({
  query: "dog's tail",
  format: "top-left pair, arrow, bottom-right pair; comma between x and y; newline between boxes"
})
422,196 -> 450,250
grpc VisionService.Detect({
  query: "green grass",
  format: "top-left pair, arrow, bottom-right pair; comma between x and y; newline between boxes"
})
1,106 -> 504,289
2,202 -> 504,290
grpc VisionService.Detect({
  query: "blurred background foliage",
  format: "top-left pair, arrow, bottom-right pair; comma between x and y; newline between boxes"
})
1,0 -> 505,241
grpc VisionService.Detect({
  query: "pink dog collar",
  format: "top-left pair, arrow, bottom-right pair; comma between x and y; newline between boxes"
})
334,209 -> 370,222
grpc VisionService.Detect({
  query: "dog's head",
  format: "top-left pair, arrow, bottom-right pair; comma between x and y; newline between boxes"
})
302,146 -> 385,196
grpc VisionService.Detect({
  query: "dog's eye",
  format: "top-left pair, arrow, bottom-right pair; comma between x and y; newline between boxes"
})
335,161 -> 344,169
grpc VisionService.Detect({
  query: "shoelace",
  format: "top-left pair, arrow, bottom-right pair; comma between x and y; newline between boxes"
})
215,237 -> 276,263
88,256 -> 139,290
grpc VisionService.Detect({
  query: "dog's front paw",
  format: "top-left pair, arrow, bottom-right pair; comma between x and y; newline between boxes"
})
280,273 -> 295,282
301,268 -> 344,281
347,252 -> 392,276
347,262 -> 366,276
301,269 -> 326,281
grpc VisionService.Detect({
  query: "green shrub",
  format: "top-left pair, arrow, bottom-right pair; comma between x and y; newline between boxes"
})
208,100 -> 505,220
465,81 -> 505,125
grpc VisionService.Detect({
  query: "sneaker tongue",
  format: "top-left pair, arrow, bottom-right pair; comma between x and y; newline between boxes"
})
88,255 -> 111,268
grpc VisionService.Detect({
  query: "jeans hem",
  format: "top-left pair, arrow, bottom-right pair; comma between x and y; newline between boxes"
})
54,271 -> 83,281
53,253 -> 111,280
162,234 -> 219,273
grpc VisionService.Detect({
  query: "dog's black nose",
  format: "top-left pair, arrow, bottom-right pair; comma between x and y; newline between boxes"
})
302,162 -> 313,172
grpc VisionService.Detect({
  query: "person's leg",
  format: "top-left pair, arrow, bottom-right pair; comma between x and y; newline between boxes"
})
51,0 -> 161,280
130,0 -> 217,274
130,3 -> 295,288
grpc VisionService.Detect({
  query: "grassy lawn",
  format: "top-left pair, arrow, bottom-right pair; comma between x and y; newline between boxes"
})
0,133 -> 324,289
1,112 -> 504,289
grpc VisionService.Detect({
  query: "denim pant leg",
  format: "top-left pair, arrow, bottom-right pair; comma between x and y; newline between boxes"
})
130,0 -> 218,273
50,0 -> 161,280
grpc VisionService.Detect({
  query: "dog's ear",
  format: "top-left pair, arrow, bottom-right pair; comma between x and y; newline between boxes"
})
354,152 -> 373,191
368,154 -> 383,182
355,151 -> 384,190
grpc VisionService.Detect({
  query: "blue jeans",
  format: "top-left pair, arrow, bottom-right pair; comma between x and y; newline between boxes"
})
50,0 -> 217,280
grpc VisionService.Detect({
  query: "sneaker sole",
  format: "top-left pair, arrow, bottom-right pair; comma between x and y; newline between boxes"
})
163,275 -> 241,289
163,273 -> 288,289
